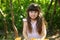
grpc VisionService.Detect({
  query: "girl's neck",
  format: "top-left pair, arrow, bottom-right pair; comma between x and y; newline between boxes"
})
31,19 -> 37,23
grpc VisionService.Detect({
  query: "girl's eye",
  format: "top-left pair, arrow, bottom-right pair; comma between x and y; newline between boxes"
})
29,11 -> 38,13
30,11 -> 34,13
31,11 -> 33,13
34,11 -> 37,13
35,11 -> 37,13
31,11 -> 36,13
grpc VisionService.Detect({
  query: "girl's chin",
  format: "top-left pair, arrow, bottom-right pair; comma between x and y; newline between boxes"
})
31,18 -> 36,20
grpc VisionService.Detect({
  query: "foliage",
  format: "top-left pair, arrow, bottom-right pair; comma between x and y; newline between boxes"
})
0,0 -> 60,37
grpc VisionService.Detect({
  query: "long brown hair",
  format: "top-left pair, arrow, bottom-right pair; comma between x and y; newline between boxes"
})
26,3 -> 45,34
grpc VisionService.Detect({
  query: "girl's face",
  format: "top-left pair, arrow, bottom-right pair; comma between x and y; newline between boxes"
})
29,11 -> 38,20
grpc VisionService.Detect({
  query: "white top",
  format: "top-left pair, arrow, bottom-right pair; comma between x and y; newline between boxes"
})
23,18 -> 46,40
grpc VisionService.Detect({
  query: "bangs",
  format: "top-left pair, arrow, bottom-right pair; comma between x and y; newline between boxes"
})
28,6 -> 39,11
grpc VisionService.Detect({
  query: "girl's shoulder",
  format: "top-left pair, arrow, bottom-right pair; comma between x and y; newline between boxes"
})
23,18 -> 28,27
23,18 -> 27,22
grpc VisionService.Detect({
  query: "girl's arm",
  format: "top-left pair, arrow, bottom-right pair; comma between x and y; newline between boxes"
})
23,19 -> 28,39
41,18 -> 47,40
41,24 -> 47,40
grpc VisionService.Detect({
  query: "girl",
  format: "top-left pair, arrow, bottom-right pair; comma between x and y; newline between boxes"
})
23,3 -> 47,40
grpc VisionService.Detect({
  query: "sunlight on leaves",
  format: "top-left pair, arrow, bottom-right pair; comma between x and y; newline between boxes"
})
0,9 -> 7,17
58,7 -> 60,10
21,6 -> 23,10
52,2 -> 55,5
30,0 -> 32,1
35,0 -> 38,2
2,6 -> 6,11
20,15 -> 23,18
12,0 -> 16,3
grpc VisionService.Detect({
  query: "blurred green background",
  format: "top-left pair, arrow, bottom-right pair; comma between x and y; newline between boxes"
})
0,0 -> 60,40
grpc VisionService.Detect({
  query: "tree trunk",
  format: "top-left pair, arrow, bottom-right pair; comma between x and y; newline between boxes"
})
50,0 -> 57,27
0,9 -> 8,39
45,0 -> 53,21
46,0 -> 53,14
49,0 -> 57,33
58,0 -> 60,6
3,18 -> 8,39
10,0 -> 19,38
